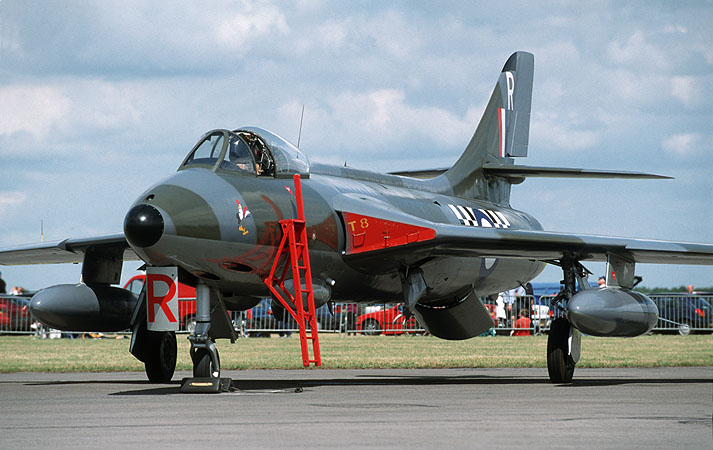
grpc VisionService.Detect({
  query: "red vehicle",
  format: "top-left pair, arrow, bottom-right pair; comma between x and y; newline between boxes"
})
356,304 -> 422,335
123,274 -> 198,332
0,295 -> 33,331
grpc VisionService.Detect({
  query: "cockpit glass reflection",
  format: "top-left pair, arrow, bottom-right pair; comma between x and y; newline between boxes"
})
185,132 -> 224,167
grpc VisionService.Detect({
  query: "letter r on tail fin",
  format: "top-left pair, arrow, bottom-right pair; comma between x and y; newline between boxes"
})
497,52 -> 533,158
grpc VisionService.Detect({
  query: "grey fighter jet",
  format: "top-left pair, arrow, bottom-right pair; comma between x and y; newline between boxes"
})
2,52 -> 712,384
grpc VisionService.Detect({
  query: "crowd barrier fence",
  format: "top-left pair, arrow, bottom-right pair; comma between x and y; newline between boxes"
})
2,294 -> 711,337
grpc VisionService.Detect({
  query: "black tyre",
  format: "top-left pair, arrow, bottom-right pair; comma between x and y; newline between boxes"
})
547,318 -> 575,383
192,348 -> 220,378
144,331 -> 177,383
361,319 -> 381,336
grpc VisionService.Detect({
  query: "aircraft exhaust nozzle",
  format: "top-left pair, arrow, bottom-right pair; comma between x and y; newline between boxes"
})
30,283 -> 138,332
567,288 -> 658,337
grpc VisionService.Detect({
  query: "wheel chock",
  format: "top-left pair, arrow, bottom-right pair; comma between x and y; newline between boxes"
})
180,377 -> 233,393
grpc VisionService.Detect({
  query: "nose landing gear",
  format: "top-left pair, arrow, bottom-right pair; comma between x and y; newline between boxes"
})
180,282 -> 235,393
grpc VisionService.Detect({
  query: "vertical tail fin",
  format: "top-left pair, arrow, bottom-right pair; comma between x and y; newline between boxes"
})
434,52 -> 534,203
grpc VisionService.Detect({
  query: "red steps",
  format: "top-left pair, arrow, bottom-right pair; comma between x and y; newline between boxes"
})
263,174 -> 321,367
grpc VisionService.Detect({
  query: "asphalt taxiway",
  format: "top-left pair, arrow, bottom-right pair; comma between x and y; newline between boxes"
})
1,367 -> 711,449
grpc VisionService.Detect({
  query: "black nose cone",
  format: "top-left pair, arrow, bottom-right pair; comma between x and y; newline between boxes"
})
124,204 -> 164,248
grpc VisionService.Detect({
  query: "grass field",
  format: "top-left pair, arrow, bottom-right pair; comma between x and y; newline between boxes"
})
1,333 -> 711,373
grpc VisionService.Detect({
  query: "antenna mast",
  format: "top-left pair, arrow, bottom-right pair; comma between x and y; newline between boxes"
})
297,104 -> 305,148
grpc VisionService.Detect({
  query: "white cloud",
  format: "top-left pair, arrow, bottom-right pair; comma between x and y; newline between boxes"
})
671,76 -> 696,106
329,89 -> 475,148
606,30 -> 669,70
314,22 -> 348,50
0,86 -> 70,139
0,191 -> 28,218
670,75 -> 713,109
601,69 -> 670,107
531,112 -> 601,152
663,24 -> 688,34
353,11 -> 421,60
214,3 -> 290,52
661,133 -> 710,157
0,80 -> 146,157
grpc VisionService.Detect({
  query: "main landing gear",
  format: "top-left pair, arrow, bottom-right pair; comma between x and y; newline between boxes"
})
547,318 -> 579,383
129,288 -> 178,383
144,330 -> 178,382
546,254 -> 585,384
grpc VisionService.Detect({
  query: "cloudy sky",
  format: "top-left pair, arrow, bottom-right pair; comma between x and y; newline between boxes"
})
1,0 -> 711,291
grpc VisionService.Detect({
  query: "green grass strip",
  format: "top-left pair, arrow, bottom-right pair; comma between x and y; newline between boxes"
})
0,334 -> 711,373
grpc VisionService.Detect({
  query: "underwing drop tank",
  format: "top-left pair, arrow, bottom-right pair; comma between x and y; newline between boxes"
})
566,287 -> 658,337
30,283 -> 137,331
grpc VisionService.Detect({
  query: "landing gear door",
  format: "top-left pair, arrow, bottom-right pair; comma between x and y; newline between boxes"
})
146,267 -> 179,331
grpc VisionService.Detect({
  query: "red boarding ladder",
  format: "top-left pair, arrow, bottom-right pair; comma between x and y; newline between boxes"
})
263,174 -> 321,367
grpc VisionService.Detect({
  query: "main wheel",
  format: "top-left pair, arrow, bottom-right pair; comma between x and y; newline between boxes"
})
547,318 -> 575,383
192,348 -> 220,378
144,331 -> 177,383
361,319 -> 381,336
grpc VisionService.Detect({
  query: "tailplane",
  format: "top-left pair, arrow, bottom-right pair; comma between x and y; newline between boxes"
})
411,52 -> 668,200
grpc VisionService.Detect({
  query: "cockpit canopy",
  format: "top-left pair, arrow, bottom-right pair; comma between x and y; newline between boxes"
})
180,127 -> 309,178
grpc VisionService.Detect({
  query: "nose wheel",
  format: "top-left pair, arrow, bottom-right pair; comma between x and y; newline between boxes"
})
182,332 -> 232,393
188,332 -> 221,379
190,345 -> 221,378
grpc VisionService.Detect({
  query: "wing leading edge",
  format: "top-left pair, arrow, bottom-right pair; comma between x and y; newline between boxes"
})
0,233 -> 136,266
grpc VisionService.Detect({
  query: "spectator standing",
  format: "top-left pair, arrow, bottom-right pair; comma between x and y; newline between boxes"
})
495,293 -> 507,327
510,285 -> 527,326
0,272 -> 6,294
502,288 -> 517,327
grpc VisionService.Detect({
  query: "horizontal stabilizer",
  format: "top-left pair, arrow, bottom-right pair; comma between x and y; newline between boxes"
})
390,165 -> 671,180
482,164 -> 672,180
389,168 -> 448,179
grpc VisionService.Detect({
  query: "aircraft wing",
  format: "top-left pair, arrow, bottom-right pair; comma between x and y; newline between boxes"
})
0,233 -> 137,266
343,222 -> 713,271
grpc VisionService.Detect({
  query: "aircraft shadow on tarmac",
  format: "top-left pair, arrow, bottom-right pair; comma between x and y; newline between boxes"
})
20,373 -> 712,396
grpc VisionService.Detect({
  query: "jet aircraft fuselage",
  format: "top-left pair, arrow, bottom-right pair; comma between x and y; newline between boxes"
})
124,127 -> 545,310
